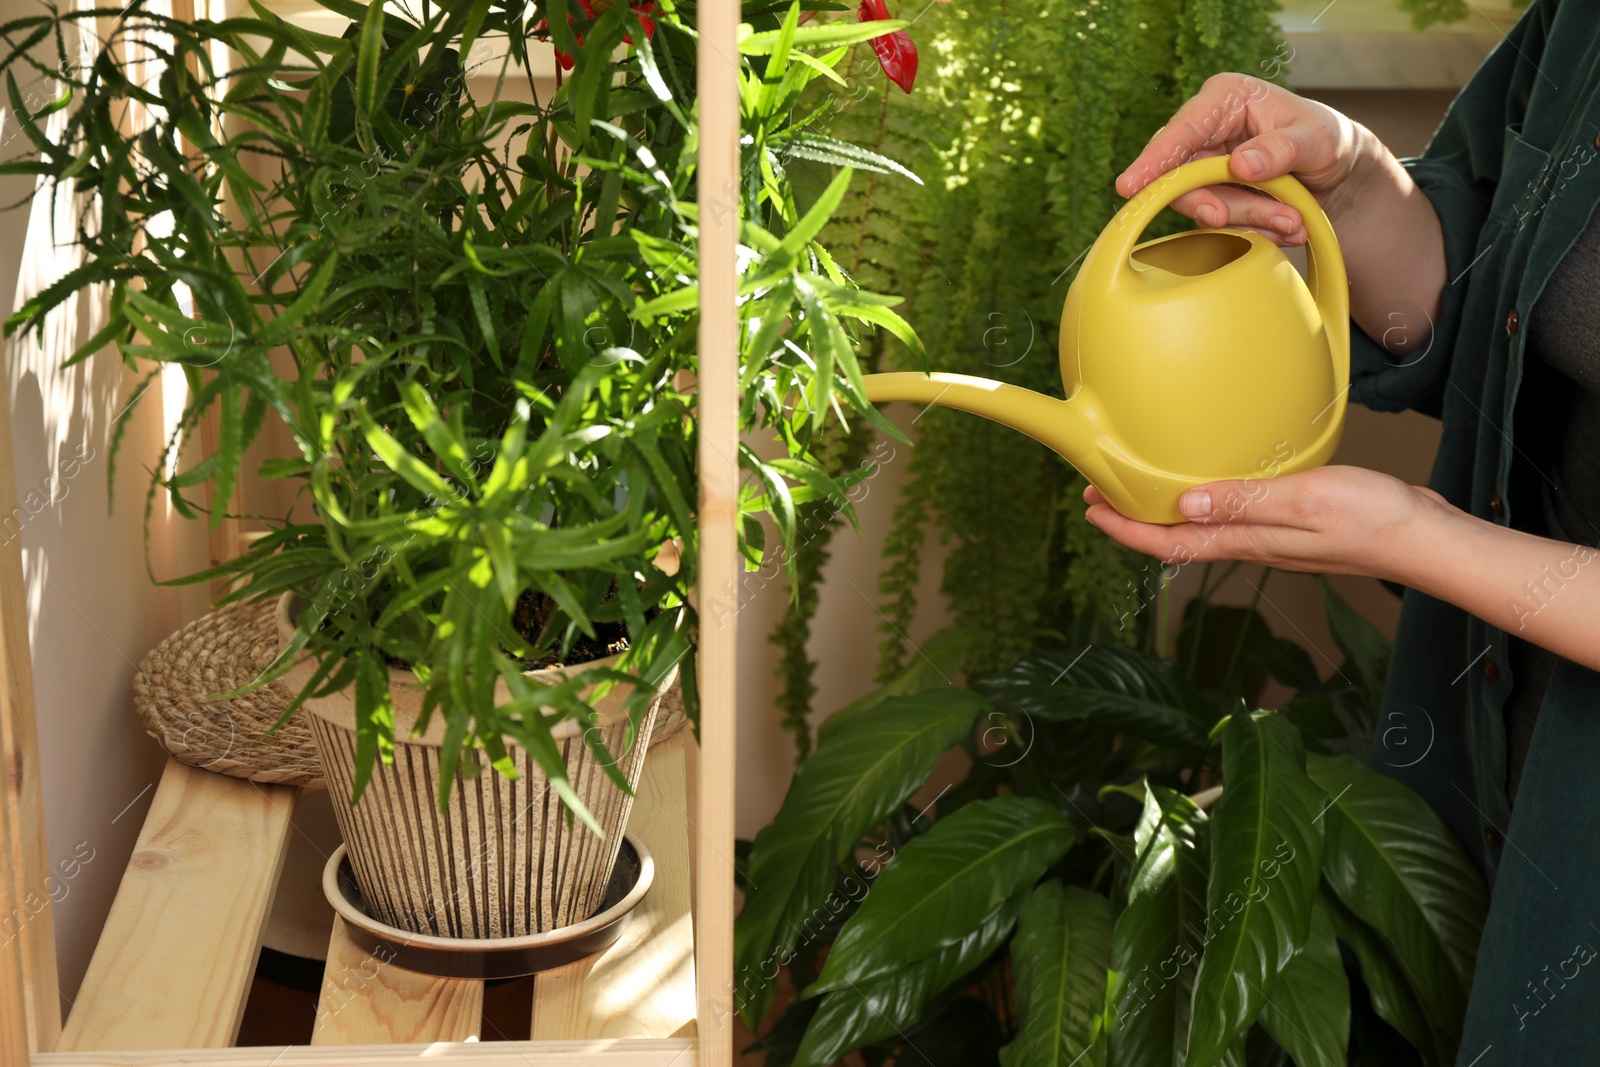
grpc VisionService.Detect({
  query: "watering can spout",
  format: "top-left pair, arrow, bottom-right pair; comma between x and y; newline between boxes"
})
861,371 -> 1109,481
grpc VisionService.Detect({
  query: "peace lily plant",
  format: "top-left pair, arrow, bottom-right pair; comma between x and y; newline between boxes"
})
739,582 -> 1490,1067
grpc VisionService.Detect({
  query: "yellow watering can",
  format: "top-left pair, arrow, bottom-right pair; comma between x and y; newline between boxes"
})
862,154 -> 1350,525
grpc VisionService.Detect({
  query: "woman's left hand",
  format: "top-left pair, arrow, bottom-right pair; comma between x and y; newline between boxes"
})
1082,465 -> 1461,581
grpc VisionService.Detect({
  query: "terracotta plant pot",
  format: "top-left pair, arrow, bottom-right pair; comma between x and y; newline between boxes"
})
274,593 -> 674,940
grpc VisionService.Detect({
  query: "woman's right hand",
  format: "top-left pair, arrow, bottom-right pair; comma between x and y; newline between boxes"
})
1116,73 -> 1380,247
1119,74 -> 1448,357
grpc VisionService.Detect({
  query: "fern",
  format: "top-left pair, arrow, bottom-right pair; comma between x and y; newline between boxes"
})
772,0 -> 1288,712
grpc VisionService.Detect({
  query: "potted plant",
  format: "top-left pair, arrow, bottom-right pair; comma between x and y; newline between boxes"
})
1,0 -> 920,939
737,579 -> 1489,1066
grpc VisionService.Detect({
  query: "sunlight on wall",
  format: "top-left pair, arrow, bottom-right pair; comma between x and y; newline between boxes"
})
0,7 -> 202,1011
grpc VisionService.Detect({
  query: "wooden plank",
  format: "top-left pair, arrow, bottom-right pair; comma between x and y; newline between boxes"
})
0,150 -> 63,1060
693,0 -> 739,1056
1,733 -> 33,1067
35,1039 -> 696,1067
532,735 -> 696,1040
58,760 -> 297,1051
312,918 -> 483,1044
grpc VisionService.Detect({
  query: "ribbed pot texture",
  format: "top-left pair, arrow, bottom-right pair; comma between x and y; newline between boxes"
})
277,594 -> 669,939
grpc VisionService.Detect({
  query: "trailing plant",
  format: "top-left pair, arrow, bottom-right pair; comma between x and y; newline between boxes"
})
736,577 -> 1489,1067
0,0 -> 919,811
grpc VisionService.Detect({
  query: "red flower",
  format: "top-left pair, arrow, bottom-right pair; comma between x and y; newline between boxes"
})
858,0 -> 918,93
535,0 -> 658,72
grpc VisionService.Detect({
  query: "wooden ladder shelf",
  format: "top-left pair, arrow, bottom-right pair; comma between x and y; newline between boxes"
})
43,734 -> 699,1064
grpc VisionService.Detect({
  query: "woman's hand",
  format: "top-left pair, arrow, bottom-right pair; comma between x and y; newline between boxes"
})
1082,466 -> 1457,581
1119,75 -> 1448,356
1085,468 -> 1600,671
1117,73 -> 1378,246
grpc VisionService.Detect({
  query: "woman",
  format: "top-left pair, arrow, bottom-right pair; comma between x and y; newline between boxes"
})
1086,0 -> 1600,1059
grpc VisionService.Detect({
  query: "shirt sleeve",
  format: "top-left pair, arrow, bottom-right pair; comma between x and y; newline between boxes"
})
1346,0 -> 1558,418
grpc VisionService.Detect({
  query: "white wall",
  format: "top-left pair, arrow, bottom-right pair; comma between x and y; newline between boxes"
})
0,103 -> 196,1018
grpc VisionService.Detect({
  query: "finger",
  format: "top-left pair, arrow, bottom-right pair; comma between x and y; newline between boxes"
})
1229,124 -> 1343,186
1175,477 -> 1317,528
1084,502 -> 1276,565
1116,75 -> 1272,196
1200,184 -> 1306,237
1083,483 -> 1108,505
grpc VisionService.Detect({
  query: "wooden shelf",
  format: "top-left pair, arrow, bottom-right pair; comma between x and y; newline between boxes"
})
47,736 -> 697,1059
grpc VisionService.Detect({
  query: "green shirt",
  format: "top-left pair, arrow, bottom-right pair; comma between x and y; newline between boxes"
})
1349,0 -> 1600,1057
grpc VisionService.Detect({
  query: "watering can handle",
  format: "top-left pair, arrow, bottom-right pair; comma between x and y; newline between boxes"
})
1101,154 -> 1350,404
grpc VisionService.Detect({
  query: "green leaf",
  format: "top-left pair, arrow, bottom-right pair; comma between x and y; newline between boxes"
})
355,0 -> 384,124
739,18 -> 908,54
1256,896 -> 1349,1067
258,254 -> 340,345
807,794 -> 1073,995
1001,882 -> 1111,1067
977,645 -> 1213,751
1185,711 -> 1326,1067
1106,785 -> 1208,1067
735,689 -> 989,1028
783,133 -> 923,185
1306,753 -> 1487,1042
1318,576 -> 1391,711
1321,886 -> 1452,1067
209,387 -> 247,530
793,887 -> 1028,1067
778,165 -> 852,260
357,407 -> 458,502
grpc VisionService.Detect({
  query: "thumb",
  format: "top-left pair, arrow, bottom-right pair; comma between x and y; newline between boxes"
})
1177,481 -> 1282,525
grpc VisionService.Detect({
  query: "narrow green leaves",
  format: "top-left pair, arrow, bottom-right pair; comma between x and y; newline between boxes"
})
1002,882 -> 1111,1067
355,0 -> 384,125
739,18 -> 909,54
1185,711 -> 1326,1067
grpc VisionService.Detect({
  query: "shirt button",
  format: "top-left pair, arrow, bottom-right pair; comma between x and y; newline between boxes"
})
1506,309 -> 1520,335
1484,659 -> 1500,681
1490,494 -> 1505,518
1485,825 -> 1504,847
1594,130 -> 1600,151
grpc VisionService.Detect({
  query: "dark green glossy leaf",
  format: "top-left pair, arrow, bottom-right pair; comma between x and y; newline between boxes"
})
808,795 -> 1073,995
1321,887 -> 1452,1067
1256,896 -> 1349,1067
792,887 -> 1026,1067
1317,577 -> 1391,712
1001,882 -> 1110,1067
1185,711 -> 1326,1067
1306,754 -> 1486,1042
735,690 -> 988,1028
978,645 -> 1212,752
1106,784 -> 1208,1067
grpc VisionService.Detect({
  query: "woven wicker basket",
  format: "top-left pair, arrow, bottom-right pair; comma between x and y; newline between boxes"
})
133,601 -> 323,788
